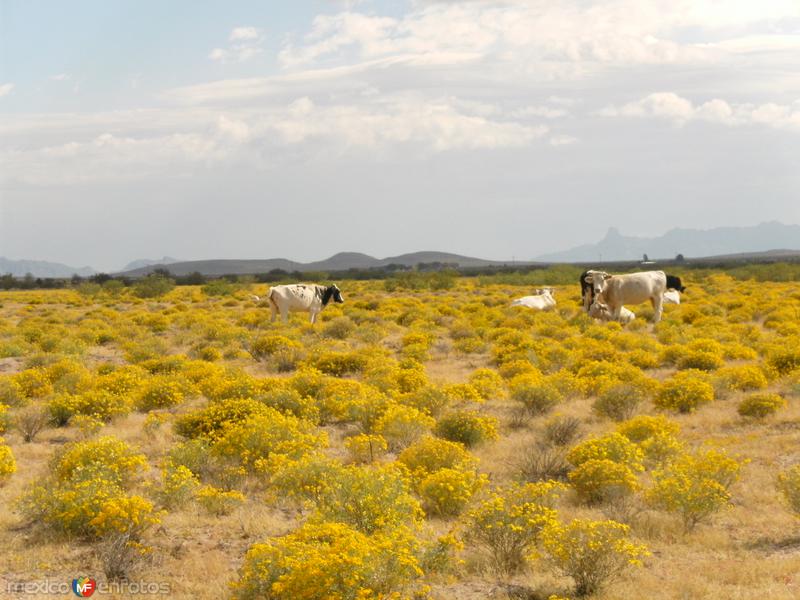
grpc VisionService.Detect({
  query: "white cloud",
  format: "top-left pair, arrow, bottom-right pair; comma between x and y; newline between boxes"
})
0,83 -> 14,97
549,134 -> 577,146
210,26 -> 265,63
602,92 -> 800,131
230,27 -> 260,42
50,74 -> 70,81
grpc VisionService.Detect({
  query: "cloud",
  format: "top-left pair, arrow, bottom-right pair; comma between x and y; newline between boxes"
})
601,92 -> 800,131
549,134 -> 577,146
50,74 -> 70,81
0,83 -> 14,98
209,26 -> 265,63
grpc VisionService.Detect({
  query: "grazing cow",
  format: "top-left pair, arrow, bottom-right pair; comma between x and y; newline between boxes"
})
584,270 -> 667,323
267,283 -> 344,324
663,289 -> 681,305
511,288 -> 556,311
589,301 -> 636,324
666,274 -> 686,293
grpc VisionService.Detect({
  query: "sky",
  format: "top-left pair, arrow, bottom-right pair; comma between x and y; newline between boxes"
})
1,0 -> 799,272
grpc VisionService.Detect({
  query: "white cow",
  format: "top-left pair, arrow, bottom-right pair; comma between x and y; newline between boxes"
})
589,301 -> 636,324
663,289 -> 681,305
585,270 -> 667,323
267,283 -> 344,324
511,288 -> 556,311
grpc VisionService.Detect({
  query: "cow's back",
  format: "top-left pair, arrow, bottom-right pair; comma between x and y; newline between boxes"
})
604,271 -> 666,305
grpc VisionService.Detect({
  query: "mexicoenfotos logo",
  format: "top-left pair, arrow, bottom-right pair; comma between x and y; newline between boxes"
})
72,577 -> 97,597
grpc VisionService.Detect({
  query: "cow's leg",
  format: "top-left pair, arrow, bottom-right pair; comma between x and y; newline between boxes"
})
281,309 -> 289,323
652,296 -> 663,323
270,304 -> 278,322
310,311 -> 318,324
583,291 -> 592,313
610,304 -> 623,321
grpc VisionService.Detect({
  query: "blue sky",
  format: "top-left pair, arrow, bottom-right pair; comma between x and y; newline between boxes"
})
1,1 -> 799,271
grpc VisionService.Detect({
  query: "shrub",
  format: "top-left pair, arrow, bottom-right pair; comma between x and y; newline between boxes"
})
307,351 -> 368,376
518,445 -> 570,483
196,485 -> 245,515
540,518 -> 648,597
510,377 -> 562,416
567,433 -> 644,472
175,398 -> 270,440
714,365 -> 768,394
53,436 -> 148,486
617,415 -> 683,467
0,377 -> 24,407
543,415 -> 583,447
321,316 -> 356,340
233,522 -> 422,600
16,404 -> 49,442
418,468 -> 486,517
212,410 -> 327,475
767,344 -> 800,376
257,388 -> 320,423
268,455 -> 345,504
133,274 -> 175,298
374,404 -> 435,451
647,449 -> 743,531
593,383 -> 645,421
249,335 -> 300,361
344,433 -> 388,464
469,368 -> 505,400
737,392 -> 786,419
314,465 -> 422,534
397,436 -> 476,482
568,459 -> 640,504
48,390 -> 132,425
434,410 -> 498,448
400,386 -> 450,417
465,482 -> 562,576
136,375 -> 187,411
0,438 -> 16,484
655,370 -> 714,414
777,465 -> 800,517
159,463 -> 199,509
13,368 -> 53,399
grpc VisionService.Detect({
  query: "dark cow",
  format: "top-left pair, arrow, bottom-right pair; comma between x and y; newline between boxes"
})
665,274 -> 686,292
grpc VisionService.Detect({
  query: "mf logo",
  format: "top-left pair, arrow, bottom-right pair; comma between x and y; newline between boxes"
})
72,577 -> 97,597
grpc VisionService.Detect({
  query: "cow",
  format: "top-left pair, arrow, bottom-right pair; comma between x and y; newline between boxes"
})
511,288 -> 556,311
580,269 -> 606,312
584,270 -> 667,323
589,301 -> 636,324
267,283 -> 344,324
665,274 -> 686,293
663,289 -> 681,305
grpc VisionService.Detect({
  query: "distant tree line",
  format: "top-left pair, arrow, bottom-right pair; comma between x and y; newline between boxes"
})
2,255 -> 800,290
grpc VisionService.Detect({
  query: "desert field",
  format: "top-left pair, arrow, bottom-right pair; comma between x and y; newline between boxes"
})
1,272 -> 799,599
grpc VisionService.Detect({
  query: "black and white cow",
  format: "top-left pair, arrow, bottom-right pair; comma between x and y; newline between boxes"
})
665,274 -> 686,293
267,283 -> 344,324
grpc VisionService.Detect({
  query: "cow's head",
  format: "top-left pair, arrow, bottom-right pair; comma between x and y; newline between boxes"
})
583,270 -> 611,296
329,284 -> 344,304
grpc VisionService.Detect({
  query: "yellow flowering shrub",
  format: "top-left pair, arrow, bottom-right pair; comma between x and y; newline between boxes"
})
655,370 -> 715,413
175,398 -> 270,440
374,404 -> 435,451
249,334 -> 301,361
13,368 -> 53,399
465,482 -> 563,576
0,376 -> 24,407
196,485 -> 246,515
48,390 -> 132,425
434,410 -> 498,448
418,467 -> 486,517
777,464 -> 800,517
540,518 -> 648,596
0,437 -> 16,484
568,459 -> 640,504
510,375 -> 562,416
313,465 -> 423,534
212,410 -> 327,474
268,455 -> 345,504
159,462 -> 200,508
616,415 -> 680,444
136,374 -> 189,411
398,386 -> 450,417
397,436 -> 476,482
469,368 -> 505,400
647,449 -> 744,531
737,392 -> 786,419
233,522 -> 422,600
567,433 -> 644,472
344,434 -> 388,464
714,364 -> 768,397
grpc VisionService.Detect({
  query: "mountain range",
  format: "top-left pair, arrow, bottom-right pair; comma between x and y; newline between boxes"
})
534,221 -> 800,262
3,222 -> 799,278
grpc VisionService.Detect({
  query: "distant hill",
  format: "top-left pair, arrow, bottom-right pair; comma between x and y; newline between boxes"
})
119,251 -> 518,277
535,222 -> 800,262
120,256 -> 180,272
0,257 -> 95,278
